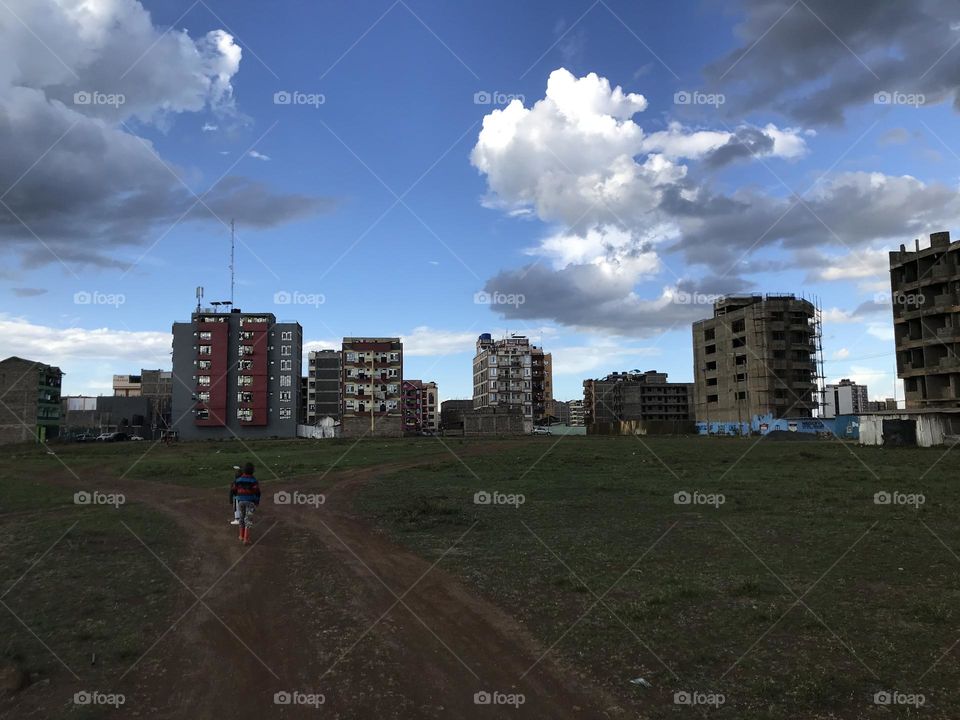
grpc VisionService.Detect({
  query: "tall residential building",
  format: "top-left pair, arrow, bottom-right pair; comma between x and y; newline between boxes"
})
401,380 -> 440,433
0,357 -> 63,444
822,379 -> 869,418
171,309 -> 302,440
341,338 -> 403,435
890,230 -> 960,408
692,295 -> 820,422
531,347 -> 553,421
473,334 -> 550,429
305,349 -> 341,424
583,371 -> 692,424
568,399 -> 585,426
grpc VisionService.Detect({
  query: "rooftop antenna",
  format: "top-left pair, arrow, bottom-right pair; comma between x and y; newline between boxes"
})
230,219 -> 236,307
196,286 -> 204,313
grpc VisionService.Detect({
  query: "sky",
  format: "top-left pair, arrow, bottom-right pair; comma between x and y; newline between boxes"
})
3,0 -> 960,402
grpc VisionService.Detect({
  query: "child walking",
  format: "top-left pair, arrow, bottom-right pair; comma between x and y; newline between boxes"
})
229,466 -> 241,525
233,462 -> 260,545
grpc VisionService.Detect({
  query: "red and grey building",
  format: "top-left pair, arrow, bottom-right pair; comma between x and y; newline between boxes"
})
171,309 -> 302,439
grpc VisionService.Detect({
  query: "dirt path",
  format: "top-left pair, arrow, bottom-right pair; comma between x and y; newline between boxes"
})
17,457 -> 627,719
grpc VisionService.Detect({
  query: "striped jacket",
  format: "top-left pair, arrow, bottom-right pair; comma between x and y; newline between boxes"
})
231,474 -> 261,505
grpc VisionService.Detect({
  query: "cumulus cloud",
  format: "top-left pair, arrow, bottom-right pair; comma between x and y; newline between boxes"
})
0,0 -> 333,268
704,0 -> 960,124
470,68 -> 960,336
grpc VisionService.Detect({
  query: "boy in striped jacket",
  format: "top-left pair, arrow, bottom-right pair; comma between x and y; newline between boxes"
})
231,462 -> 261,545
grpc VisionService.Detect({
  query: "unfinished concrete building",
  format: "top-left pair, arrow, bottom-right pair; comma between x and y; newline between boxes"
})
583,371 -> 693,425
692,295 -> 821,422
890,231 -> 960,408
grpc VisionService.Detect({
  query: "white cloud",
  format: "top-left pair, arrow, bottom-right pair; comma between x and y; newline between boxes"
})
248,150 -> 270,161
400,327 -> 478,356
833,348 -> 850,359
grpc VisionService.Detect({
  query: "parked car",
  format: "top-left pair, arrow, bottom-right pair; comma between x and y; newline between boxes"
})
74,433 -> 95,442
129,435 -> 145,441
532,426 -> 552,435
97,432 -> 128,442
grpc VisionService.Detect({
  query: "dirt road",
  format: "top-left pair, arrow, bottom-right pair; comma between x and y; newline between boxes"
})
18,460 -> 626,719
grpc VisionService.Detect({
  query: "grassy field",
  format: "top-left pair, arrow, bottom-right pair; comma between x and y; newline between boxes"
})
355,435 -> 960,718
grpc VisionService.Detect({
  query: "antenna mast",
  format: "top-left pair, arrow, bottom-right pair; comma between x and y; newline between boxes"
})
230,219 -> 236,307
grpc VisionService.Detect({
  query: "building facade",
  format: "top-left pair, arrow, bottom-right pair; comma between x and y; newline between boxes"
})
304,349 -> 341,425
0,357 -> 63,444
340,338 -> 403,436
401,380 -> 439,434
692,295 -> 820,422
473,334 -> 550,430
171,309 -> 302,440
543,398 -> 570,424
113,374 -> 142,397
890,231 -> 960,408
823,379 -> 869,418
568,399 -> 585,426
583,371 -> 693,424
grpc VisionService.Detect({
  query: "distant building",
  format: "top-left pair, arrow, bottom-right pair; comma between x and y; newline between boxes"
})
401,380 -> 440,433
171,309 -> 302,440
473,333 -> 550,431
0,357 -> 63,443
692,295 -> 820,422
440,399 -> 473,434
866,398 -> 899,412
113,374 -> 142,397
140,369 -> 172,432
543,399 -> 570,424
341,338 -> 403,437
890,231 -> 960,408
823,379 -> 869,418
305,349 -> 341,425
568,399 -> 585,426
583,370 -> 693,425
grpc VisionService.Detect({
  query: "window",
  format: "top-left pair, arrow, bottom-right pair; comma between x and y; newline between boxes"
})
238,375 -> 253,386
239,345 -> 253,356
281,345 -> 291,356
735,355 -> 747,366
279,408 -> 292,419
706,378 -> 718,386
237,408 -> 253,421
196,391 -> 210,402
735,373 -> 746,382
197,375 -> 211,386
387,368 -> 398,378
732,319 -> 745,333
736,391 -> 746,400
198,360 -> 211,370
706,361 -> 717,371
388,352 -> 400,362
704,328 -> 715,341
705,344 -> 716,355
280,374 -> 292,387
196,409 -> 209,419
239,360 -> 253,370
280,360 -> 292,371
281,331 -> 292,341
199,331 -> 211,340
707,394 -> 719,403
346,352 -> 358,362
280,391 -> 292,402
199,345 -> 211,355
732,337 -> 745,348
241,331 -> 254,340
237,392 -> 253,403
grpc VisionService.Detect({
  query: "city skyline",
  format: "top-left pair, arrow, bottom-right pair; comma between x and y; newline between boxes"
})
5,1 -> 960,402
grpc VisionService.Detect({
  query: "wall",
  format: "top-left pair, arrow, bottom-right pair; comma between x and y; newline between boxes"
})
340,414 -> 403,438
858,414 -> 946,447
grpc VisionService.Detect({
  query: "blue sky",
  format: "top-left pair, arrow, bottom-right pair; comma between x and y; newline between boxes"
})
4,0 -> 960,402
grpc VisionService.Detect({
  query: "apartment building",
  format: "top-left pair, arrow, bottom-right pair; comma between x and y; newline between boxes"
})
304,349 -> 341,425
583,371 -> 692,424
890,230 -> 960,408
113,374 -> 141,397
401,379 -> 440,433
692,295 -> 820,422
171,309 -> 302,440
0,356 -> 63,444
341,338 -> 403,436
568,399 -> 585,426
531,347 -> 554,421
544,398 -> 570,424
822,379 -> 869,418
473,333 -> 547,431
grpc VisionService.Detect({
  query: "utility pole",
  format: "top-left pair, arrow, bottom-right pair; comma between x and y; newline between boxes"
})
230,219 -> 236,307
370,352 -> 375,434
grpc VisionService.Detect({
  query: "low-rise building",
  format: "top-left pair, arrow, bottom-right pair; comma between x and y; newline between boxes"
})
584,370 -> 693,426
0,356 -> 63,443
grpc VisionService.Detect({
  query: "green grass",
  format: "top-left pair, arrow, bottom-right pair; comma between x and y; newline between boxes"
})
355,436 -> 960,719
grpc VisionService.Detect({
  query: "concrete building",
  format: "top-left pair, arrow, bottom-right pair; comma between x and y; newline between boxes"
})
543,398 -> 570,424
113,374 -> 142,397
822,379 -> 869,418
304,349 -> 341,425
340,338 -> 403,437
890,230 -> 960,408
0,357 -> 63,443
583,371 -> 693,426
171,309 -> 302,440
692,295 -> 820,422
440,399 -> 473,434
401,380 -> 440,434
473,333 -> 550,431
568,399 -> 585,426
866,398 -> 898,412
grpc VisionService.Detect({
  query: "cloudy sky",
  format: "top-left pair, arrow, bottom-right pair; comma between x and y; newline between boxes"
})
3,0 -> 959,401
